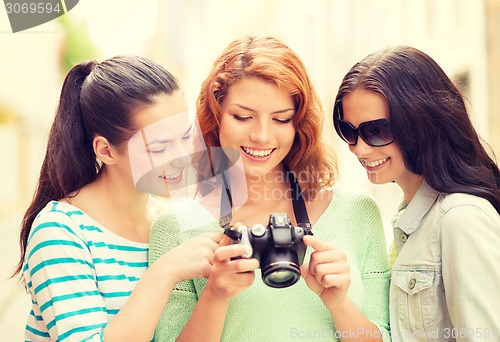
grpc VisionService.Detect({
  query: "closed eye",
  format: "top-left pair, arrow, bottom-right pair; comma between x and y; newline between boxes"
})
273,118 -> 293,124
233,114 -> 252,121
148,146 -> 167,154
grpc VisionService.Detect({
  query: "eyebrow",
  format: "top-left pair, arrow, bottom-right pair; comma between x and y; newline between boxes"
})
144,123 -> 193,145
233,104 -> 295,115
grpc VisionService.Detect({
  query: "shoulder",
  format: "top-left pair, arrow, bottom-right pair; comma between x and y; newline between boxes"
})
25,202 -> 96,267
148,195 -> 170,216
440,193 -> 498,215
153,198 -> 212,222
30,201 -> 90,239
331,182 -> 381,212
439,193 -> 500,234
151,199 -> 218,235
316,183 -> 384,235
35,200 -> 85,220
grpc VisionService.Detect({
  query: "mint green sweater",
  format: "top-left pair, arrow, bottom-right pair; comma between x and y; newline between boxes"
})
149,184 -> 390,341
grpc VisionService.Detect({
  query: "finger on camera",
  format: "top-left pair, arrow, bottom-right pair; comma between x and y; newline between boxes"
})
212,273 -> 255,294
300,263 -> 310,277
214,244 -> 251,261
202,232 -> 225,244
197,233 -> 223,251
219,234 -> 233,247
219,222 -> 243,246
303,235 -> 336,252
232,270 -> 256,284
230,258 -> 259,273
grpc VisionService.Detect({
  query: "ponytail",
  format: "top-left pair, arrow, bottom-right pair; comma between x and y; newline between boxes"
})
15,55 -> 181,278
15,61 -> 99,277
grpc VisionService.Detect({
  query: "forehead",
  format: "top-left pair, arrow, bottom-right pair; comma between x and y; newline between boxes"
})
222,77 -> 294,110
133,90 -> 188,129
342,88 -> 389,122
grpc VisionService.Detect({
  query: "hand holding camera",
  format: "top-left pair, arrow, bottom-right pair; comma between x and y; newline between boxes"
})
204,232 -> 260,301
224,213 -> 313,288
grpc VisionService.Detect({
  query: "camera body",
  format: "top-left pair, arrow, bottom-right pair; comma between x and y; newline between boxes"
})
226,213 -> 312,288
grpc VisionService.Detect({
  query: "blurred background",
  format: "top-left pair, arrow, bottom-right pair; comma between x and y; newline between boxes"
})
1,0 -> 499,339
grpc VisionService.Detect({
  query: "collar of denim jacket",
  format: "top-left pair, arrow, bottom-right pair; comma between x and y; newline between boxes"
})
395,180 -> 440,235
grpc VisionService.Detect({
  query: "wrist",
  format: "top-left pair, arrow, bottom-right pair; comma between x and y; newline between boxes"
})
149,257 -> 180,290
325,296 -> 350,316
203,278 -> 234,305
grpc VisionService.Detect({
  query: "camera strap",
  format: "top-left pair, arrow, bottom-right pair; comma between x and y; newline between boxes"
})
285,164 -> 313,235
219,161 -> 312,237
219,161 -> 233,231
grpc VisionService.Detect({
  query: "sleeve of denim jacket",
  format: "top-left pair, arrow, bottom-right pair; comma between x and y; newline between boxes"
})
441,202 -> 500,339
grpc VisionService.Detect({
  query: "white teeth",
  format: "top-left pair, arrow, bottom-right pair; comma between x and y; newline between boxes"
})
160,172 -> 181,180
365,158 -> 389,167
242,147 -> 273,157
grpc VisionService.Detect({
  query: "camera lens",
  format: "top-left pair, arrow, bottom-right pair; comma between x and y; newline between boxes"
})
267,269 -> 297,284
261,249 -> 301,288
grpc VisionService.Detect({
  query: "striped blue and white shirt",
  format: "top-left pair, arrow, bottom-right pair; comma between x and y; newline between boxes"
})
23,201 -> 149,341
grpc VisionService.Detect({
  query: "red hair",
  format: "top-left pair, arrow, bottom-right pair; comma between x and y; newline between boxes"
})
196,35 -> 337,200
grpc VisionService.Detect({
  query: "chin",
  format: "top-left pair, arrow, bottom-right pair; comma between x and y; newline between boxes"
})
367,171 -> 390,185
244,165 -> 270,178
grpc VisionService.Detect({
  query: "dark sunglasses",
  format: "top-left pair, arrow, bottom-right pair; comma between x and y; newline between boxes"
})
334,116 -> 394,147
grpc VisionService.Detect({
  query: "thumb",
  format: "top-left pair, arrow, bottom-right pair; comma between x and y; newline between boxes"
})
219,235 -> 233,246
203,232 -> 225,243
300,262 -> 310,278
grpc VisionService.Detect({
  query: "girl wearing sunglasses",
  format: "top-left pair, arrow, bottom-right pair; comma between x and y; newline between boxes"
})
333,46 -> 500,341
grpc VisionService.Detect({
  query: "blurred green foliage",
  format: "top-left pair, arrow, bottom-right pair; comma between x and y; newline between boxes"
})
57,15 -> 101,74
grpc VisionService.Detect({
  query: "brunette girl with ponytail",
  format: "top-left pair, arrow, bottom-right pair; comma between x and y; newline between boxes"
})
16,56 -> 222,341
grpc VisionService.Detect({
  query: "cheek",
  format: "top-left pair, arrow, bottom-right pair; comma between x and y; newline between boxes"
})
218,129 -> 229,147
387,144 -> 408,172
283,125 -> 296,145
219,117 -> 234,144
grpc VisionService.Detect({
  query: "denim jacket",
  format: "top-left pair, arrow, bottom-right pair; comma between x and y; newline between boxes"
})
389,181 -> 500,341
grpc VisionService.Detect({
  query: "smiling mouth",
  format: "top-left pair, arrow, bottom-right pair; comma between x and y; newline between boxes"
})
365,157 -> 390,167
241,146 -> 275,158
159,172 -> 182,182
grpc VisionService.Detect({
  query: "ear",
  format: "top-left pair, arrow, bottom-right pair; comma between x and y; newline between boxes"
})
93,136 -> 120,165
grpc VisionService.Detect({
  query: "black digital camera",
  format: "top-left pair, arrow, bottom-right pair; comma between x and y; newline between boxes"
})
225,213 -> 313,288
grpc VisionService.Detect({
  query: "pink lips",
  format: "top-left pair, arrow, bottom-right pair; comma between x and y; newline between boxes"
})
160,172 -> 183,185
241,147 -> 275,162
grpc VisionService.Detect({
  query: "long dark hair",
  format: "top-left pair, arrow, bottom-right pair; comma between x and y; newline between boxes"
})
333,46 -> 500,213
15,56 -> 180,276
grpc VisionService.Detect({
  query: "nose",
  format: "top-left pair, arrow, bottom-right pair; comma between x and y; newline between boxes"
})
348,137 -> 373,158
163,141 -> 193,169
170,153 -> 192,168
249,119 -> 271,144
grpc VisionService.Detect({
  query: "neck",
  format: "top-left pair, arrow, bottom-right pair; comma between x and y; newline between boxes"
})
396,174 -> 425,204
244,167 -> 291,205
85,170 -> 154,242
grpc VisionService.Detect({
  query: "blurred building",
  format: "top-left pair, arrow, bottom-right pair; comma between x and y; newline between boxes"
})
0,0 -> 499,339
148,0 -> 499,230
0,18 -> 64,338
